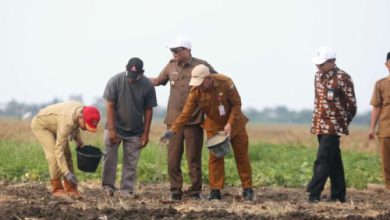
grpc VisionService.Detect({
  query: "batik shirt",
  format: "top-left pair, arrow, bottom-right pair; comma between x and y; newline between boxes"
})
311,66 -> 357,135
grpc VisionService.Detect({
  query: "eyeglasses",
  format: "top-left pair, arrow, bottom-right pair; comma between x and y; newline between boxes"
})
170,47 -> 185,53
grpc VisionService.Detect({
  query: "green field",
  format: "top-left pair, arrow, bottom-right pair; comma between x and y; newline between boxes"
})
0,139 -> 382,189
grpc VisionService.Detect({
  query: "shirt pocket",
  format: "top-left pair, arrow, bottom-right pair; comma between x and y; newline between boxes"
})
325,86 -> 341,102
382,88 -> 390,106
169,72 -> 179,81
169,72 -> 179,87
198,99 -> 210,111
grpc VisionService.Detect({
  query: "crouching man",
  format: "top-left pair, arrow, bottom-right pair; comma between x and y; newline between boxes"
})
31,100 -> 100,198
160,64 -> 253,201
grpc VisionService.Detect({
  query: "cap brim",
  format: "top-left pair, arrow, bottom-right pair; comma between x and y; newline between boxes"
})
85,123 -> 97,133
189,78 -> 204,87
311,57 -> 327,65
167,43 -> 180,49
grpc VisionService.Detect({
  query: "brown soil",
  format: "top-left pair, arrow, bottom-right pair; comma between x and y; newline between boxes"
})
1,181 -> 390,220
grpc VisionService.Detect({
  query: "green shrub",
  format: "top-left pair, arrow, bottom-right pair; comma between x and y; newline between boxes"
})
0,140 -> 382,189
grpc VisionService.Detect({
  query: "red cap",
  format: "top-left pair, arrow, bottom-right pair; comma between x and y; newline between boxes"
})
82,106 -> 100,132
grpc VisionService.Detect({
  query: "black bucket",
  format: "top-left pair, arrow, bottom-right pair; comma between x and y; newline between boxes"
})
76,145 -> 102,172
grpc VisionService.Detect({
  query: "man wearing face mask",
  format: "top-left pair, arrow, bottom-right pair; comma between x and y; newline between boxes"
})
101,57 -> 157,197
307,47 -> 357,203
150,36 -> 217,200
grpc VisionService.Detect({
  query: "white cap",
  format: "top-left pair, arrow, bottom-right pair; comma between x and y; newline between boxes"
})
189,64 -> 210,86
168,36 -> 192,49
311,46 -> 336,65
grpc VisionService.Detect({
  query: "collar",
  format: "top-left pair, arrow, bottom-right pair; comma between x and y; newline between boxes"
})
319,66 -> 338,78
211,75 -> 219,88
178,56 -> 194,67
73,106 -> 83,125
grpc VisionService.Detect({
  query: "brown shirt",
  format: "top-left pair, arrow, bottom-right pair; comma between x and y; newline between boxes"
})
170,74 -> 249,137
370,77 -> 390,137
155,57 -> 216,125
311,66 -> 357,136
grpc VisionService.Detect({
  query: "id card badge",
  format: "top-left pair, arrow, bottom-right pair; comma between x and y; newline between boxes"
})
327,89 -> 334,101
218,104 -> 226,116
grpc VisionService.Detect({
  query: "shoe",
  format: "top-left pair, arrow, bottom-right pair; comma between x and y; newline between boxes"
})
50,179 -> 68,197
243,188 -> 254,201
120,190 -> 133,198
328,197 -> 346,203
103,185 -> 115,196
171,193 -> 182,200
191,193 -> 202,200
308,194 -> 320,203
63,179 -> 82,199
208,190 -> 221,200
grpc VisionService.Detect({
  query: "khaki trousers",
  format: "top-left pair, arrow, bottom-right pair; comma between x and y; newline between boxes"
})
167,124 -> 203,194
208,128 -> 252,190
31,117 -> 74,179
380,138 -> 390,189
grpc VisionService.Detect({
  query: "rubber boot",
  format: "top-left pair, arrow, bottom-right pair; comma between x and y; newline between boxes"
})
63,179 -> 82,199
50,179 -> 68,197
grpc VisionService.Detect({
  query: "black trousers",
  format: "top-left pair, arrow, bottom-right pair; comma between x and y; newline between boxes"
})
306,135 -> 346,199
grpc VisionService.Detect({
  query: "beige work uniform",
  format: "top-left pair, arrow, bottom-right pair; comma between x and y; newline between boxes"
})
31,101 -> 83,179
370,77 -> 390,188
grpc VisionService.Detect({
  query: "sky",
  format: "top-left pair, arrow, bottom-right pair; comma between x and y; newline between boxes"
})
0,0 -> 389,113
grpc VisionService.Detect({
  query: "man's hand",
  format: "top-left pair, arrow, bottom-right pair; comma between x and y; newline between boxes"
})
159,130 -> 175,145
224,123 -> 232,137
76,144 -> 85,150
368,128 -> 376,140
148,77 -> 158,86
76,140 -> 84,149
140,133 -> 149,148
65,172 -> 78,186
109,129 -> 120,144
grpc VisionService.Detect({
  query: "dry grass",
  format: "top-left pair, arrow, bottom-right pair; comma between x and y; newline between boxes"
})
0,118 -> 378,153
247,123 -> 379,153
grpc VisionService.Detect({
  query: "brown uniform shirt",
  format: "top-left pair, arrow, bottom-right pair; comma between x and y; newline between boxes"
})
311,66 -> 357,136
170,74 -> 249,137
370,77 -> 390,137
154,57 -> 216,125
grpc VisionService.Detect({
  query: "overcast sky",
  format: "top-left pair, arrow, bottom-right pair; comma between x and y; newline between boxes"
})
1,0 -> 389,112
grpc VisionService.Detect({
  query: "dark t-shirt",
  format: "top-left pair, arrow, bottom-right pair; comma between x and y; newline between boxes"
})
103,72 -> 157,137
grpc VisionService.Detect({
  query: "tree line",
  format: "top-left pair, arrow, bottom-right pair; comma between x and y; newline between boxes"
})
0,97 -> 370,125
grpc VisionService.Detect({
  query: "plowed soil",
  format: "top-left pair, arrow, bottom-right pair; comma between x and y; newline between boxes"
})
1,181 -> 390,220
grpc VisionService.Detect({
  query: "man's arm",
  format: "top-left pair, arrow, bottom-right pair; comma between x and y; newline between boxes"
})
150,64 -> 170,86
71,128 -> 84,148
141,107 -> 153,147
342,75 -> 357,123
106,100 -> 119,144
170,91 -> 199,133
368,106 -> 381,140
160,93 -> 198,144
203,60 -> 217,74
226,79 -> 242,127
54,123 -> 72,176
